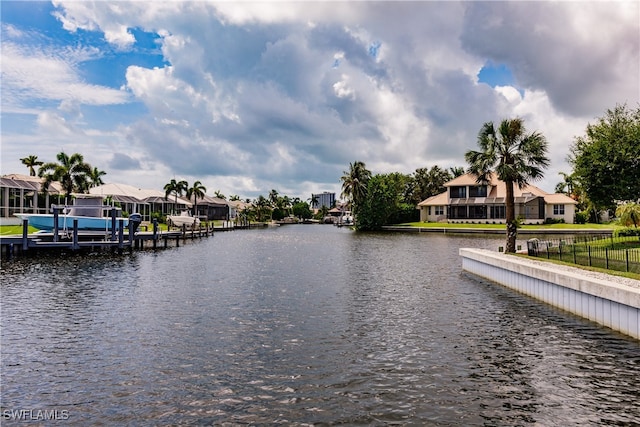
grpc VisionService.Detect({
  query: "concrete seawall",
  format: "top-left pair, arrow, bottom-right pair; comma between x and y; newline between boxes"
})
460,248 -> 640,340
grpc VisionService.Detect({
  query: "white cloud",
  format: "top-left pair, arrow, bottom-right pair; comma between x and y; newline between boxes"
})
2,1 -> 638,199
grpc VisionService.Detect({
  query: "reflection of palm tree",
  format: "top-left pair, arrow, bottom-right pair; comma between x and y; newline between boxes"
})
465,118 -> 549,253
20,155 -> 43,176
39,152 -> 92,197
186,180 -> 207,217
164,179 -> 188,214
340,161 -> 371,212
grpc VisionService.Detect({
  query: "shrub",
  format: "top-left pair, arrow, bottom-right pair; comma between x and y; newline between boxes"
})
574,211 -> 588,224
615,227 -> 640,237
544,217 -> 565,224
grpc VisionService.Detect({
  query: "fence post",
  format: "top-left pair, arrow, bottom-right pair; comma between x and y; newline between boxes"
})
626,249 -> 629,272
559,242 -> 563,261
588,246 -> 591,266
573,243 -> 577,264
605,248 -> 609,269
546,241 -> 550,259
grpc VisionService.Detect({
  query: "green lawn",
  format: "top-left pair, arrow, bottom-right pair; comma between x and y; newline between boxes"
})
399,221 -> 617,230
0,225 -> 39,235
515,253 -> 640,281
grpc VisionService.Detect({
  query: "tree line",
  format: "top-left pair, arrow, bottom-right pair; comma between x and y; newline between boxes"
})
342,105 -> 640,253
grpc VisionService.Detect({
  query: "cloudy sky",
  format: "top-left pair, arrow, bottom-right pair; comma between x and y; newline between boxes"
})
2,1 -> 638,201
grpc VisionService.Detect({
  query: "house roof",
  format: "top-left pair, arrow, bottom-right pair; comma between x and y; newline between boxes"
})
89,183 -> 192,206
417,192 -> 448,206
544,193 -> 578,205
445,172 -> 499,187
0,174 -> 63,194
419,172 -> 577,206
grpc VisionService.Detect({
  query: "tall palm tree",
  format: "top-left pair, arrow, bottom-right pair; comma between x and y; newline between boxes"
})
254,195 -> 270,222
186,180 -> 207,217
340,161 -> 371,213
309,194 -> 319,209
164,178 -> 188,213
20,155 -> 43,176
88,167 -> 107,188
38,152 -> 92,197
465,118 -> 549,253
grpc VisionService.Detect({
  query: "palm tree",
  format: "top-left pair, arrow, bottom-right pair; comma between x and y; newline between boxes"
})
309,194 -> 319,209
449,166 -> 465,178
465,118 -> 549,253
88,167 -> 107,188
20,155 -> 43,176
254,195 -> 270,222
340,161 -> 371,214
38,152 -> 92,197
214,190 -> 226,200
186,180 -> 207,217
616,202 -> 640,228
164,178 -> 188,214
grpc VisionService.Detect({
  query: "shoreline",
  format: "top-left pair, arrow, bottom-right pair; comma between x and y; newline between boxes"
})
381,225 -> 614,235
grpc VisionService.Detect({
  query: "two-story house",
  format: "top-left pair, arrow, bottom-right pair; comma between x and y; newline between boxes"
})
417,172 -> 577,224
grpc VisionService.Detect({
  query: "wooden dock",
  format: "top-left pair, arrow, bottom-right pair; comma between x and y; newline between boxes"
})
0,219 -> 235,259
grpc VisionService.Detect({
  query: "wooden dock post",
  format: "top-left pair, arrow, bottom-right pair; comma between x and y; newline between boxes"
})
128,220 -> 134,251
153,219 -> 158,250
118,219 -> 124,252
111,208 -> 117,241
22,218 -> 29,251
72,219 -> 79,250
53,207 -> 59,242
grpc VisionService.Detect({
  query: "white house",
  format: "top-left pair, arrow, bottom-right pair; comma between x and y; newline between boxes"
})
418,173 -> 577,224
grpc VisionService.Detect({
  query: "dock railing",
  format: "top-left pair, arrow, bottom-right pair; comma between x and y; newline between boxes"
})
526,234 -> 640,274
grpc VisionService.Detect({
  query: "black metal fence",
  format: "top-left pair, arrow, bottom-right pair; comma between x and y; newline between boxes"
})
526,234 -> 640,274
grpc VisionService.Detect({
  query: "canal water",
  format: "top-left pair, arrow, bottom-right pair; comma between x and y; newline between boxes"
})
1,226 -> 638,425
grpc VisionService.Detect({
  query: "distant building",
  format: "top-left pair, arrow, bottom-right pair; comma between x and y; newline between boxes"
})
311,192 -> 335,209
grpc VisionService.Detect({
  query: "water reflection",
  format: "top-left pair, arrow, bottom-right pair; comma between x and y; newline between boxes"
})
1,226 -> 638,425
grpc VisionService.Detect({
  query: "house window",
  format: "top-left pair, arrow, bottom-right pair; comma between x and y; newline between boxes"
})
450,186 -> 466,198
553,204 -> 565,215
469,186 -> 487,197
435,206 -> 444,215
469,205 -> 486,219
490,206 -> 505,219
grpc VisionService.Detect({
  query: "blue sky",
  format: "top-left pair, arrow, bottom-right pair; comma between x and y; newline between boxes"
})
2,1 -> 638,199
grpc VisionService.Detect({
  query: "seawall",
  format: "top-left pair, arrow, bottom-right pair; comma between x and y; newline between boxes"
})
459,248 -> 640,340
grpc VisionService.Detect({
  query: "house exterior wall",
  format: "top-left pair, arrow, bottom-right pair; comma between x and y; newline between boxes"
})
419,205 -> 447,223
545,203 -> 576,223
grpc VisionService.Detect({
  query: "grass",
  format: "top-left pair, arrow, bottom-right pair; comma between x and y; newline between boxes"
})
0,220 -> 231,236
399,221 -> 617,230
515,253 -> 640,281
0,225 -> 38,235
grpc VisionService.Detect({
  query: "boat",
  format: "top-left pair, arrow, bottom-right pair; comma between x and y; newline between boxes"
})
167,210 -> 201,228
276,216 -> 300,225
15,195 -> 132,231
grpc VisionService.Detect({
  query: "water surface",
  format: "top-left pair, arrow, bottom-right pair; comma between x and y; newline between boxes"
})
2,226 -> 638,425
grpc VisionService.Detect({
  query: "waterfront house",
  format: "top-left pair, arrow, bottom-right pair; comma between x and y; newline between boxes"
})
417,173 -> 577,224
192,194 -> 229,220
0,174 -> 65,225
